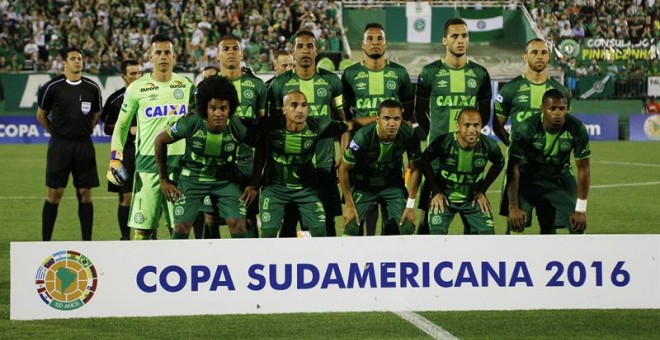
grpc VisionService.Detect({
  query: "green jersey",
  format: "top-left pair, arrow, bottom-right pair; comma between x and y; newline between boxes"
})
342,60 -> 414,118
267,68 -> 344,169
111,73 -> 195,173
421,133 -> 504,202
510,114 -> 591,181
259,117 -> 348,189
416,60 -> 491,141
343,123 -> 421,188
166,115 -> 255,182
495,74 -> 570,133
230,73 -> 267,166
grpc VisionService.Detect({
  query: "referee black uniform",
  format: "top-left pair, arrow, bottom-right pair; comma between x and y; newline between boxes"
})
38,74 -> 102,240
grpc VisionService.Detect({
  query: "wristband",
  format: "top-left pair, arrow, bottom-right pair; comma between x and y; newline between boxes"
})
575,199 -> 587,213
110,150 -> 123,161
406,198 -> 415,209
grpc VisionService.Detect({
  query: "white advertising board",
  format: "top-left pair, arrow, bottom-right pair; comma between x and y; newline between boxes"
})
11,235 -> 660,320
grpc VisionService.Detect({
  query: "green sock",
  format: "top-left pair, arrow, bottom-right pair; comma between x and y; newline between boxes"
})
399,220 -> 415,235
171,231 -> 190,239
230,232 -> 248,238
133,231 -> 151,240
343,220 -> 359,236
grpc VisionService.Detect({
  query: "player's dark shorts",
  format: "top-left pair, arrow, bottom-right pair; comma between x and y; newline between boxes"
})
174,177 -> 246,224
344,185 -> 414,236
46,137 -> 99,189
260,184 -> 326,235
316,167 -> 342,218
200,161 -> 258,216
428,200 -> 495,235
506,176 -> 578,231
108,142 -> 135,193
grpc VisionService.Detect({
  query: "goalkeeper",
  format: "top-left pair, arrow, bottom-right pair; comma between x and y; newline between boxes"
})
107,34 -> 195,240
155,75 -> 259,239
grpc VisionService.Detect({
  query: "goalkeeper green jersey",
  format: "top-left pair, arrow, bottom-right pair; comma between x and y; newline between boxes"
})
166,114 -> 255,182
495,74 -> 570,133
267,68 -> 343,169
343,123 -> 421,188
260,117 -> 348,189
110,73 -> 195,173
341,60 -> 414,118
421,133 -> 504,202
510,114 -> 591,181
415,60 -> 491,141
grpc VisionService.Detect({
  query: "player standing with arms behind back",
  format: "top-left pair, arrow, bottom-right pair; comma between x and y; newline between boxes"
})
37,47 -> 102,241
107,34 -> 195,240
414,17 -> 492,235
341,23 -> 416,236
267,30 -> 346,237
100,59 -> 141,240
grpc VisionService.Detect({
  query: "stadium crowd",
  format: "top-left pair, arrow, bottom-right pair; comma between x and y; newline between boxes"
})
525,0 -> 659,97
0,0 -> 344,74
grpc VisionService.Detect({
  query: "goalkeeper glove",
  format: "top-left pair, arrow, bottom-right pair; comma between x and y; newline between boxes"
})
107,151 -> 129,186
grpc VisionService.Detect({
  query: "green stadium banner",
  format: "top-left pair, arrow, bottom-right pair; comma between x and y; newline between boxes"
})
458,8 -> 504,42
577,75 -> 615,99
559,38 -> 659,63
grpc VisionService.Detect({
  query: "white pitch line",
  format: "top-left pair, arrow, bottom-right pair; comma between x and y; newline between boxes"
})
596,161 -> 660,168
394,310 -> 460,340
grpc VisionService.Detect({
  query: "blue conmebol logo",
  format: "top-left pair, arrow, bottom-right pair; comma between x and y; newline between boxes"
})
35,250 -> 98,311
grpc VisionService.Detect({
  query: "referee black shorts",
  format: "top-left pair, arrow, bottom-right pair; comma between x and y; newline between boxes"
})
46,137 -> 99,189
107,142 -> 135,193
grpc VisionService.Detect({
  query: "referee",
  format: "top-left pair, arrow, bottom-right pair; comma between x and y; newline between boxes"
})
100,59 -> 141,240
36,47 -> 102,241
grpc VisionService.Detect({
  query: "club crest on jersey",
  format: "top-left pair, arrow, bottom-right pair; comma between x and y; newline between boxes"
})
81,101 -> 91,114
243,90 -> 254,99
303,140 -> 314,149
145,104 -> 187,117
317,88 -> 327,97
467,79 -> 477,89
173,89 -> 184,99
386,81 -> 396,90
474,158 -> 486,167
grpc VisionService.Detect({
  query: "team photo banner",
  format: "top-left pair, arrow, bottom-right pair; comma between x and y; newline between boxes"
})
11,236 -> 660,320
